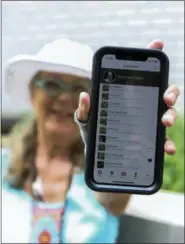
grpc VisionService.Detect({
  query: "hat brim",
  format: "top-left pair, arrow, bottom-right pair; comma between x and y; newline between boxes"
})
4,55 -> 92,110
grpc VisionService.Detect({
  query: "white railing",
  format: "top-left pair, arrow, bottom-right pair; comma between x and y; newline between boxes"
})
117,191 -> 184,243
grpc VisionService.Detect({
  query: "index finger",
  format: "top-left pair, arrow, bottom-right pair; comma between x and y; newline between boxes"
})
147,39 -> 164,50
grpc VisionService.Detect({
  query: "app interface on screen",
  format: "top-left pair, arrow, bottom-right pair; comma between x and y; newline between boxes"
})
94,55 -> 161,186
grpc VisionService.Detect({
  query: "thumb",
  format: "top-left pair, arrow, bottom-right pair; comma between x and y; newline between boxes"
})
77,92 -> 90,122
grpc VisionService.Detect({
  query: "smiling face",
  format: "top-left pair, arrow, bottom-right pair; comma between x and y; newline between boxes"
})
30,71 -> 90,139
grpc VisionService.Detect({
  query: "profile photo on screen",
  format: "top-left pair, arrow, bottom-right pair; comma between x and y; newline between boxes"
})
102,84 -> 110,92
99,135 -> 106,143
103,70 -> 116,83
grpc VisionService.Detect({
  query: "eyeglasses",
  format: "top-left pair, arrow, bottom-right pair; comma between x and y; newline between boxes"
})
34,78 -> 90,97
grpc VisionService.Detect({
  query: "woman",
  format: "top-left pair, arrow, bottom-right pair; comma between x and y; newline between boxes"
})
2,39 -> 180,243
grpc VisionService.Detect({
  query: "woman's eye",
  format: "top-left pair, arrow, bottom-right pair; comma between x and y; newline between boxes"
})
44,80 -> 60,91
72,84 -> 88,93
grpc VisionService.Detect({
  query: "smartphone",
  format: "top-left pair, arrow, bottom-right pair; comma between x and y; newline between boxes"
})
85,46 -> 169,195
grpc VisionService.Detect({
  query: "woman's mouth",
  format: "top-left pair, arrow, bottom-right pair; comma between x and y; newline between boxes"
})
47,108 -> 74,119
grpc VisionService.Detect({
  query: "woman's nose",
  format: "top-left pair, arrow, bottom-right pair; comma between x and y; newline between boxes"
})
57,91 -> 71,102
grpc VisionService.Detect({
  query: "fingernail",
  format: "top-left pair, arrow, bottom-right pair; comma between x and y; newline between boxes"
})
80,92 -> 87,99
79,93 -> 85,110
164,88 -> 171,97
166,141 -> 174,147
162,114 -> 174,124
165,141 -> 175,152
165,92 -> 175,101
164,85 -> 176,98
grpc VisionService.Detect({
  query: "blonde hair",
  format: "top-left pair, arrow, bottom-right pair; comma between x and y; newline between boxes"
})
5,73 -> 85,189
6,114 -> 85,189
6,116 -> 37,188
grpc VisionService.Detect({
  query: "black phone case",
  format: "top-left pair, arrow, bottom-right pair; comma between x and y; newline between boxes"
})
85,46 -> 169,195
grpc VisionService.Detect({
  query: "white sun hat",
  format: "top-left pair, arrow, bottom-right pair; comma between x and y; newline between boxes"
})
4,39 -> 94,109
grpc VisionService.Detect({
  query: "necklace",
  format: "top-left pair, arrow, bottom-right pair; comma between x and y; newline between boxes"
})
31,199 -> 65,244
29,165 -> 74,243
30,178 -> 68,244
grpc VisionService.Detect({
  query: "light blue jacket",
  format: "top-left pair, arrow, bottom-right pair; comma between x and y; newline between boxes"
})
2,115 -> 119,243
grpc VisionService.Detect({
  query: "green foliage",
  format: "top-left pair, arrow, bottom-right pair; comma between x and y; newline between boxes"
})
163,115 -> 184,193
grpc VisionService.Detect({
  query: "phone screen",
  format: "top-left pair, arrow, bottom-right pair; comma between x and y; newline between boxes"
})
93,54 -> 161,187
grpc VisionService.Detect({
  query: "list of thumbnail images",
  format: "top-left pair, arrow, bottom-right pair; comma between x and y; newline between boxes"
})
97,84 -> 109,169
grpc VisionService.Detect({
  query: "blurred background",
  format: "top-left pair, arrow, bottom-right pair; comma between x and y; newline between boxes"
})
1,1 -> 184,242
2,1 -> 184,115
2,0 -> 184,192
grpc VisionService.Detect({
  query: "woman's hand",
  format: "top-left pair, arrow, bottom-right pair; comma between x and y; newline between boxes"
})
76,39 -> 180,156
75,40 -> 180,215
